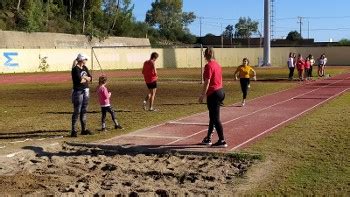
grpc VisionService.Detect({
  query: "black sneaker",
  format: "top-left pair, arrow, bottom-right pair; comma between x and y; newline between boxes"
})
70,131 -> 77,137
81,129 -> 93,135
201,137 -> 212,145
211,140 -> 228,148
115,125 -> 124,129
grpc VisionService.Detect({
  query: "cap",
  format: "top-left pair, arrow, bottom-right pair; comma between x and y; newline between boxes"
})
76,53 -> 89,61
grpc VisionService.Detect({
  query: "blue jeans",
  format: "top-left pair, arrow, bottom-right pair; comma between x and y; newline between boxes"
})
72,88 -> 89,133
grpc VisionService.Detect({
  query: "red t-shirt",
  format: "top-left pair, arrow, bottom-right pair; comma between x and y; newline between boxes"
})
304,60 -> 311,69
297,59 -> 305,70
142,60 -> 157,83
203,60 -> 223,96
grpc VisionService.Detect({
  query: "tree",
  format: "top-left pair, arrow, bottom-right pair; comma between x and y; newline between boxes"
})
145,0 -> 196,43
338,38 -> 350,45
234,17 -> 258,38
286,31 -> 302,41
222,25 -> 234,38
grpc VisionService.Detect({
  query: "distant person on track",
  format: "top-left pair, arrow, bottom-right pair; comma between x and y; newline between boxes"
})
142,52 -> 159,111
97,75 -> 123,131
304,55 -> 311,80
234,58 -> 257,107
287,52 -> 295,80
307,54 -> 315,79
296,54 -> 305,81
71,53 -> 92,137
318,53 -> 328,77
199,47 -> 227,148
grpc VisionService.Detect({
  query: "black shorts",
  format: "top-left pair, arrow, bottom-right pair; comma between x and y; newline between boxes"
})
146,81 -> 157,89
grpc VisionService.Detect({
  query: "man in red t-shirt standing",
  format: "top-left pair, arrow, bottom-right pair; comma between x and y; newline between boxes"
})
142,52 -> 159,111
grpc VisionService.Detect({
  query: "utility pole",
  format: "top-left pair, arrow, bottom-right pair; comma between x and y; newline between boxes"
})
297,16 -> 304,38
263,0 -> 271,66
199,17 -> 202,40
307,20 -> 310,39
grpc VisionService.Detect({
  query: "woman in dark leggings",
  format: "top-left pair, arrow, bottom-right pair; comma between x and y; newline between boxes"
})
199,47 -> 227,148
234,58 -> 257,106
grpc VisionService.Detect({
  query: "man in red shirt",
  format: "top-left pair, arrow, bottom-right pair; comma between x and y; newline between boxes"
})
142,52 -> 159,111
198,47 -> 227,147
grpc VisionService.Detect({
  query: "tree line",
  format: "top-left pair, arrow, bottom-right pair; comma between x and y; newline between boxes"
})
0,0 -> 196,46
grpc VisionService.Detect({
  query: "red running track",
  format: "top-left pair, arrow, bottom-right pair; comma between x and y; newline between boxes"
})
90,73 -> 350,154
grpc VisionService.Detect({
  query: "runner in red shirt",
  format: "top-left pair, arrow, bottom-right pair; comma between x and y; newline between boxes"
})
199,47 -> 227,148
142,52 -> 159,111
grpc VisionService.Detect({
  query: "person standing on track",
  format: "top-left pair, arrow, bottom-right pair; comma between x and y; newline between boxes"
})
287,52 -> 295,80
318,53 -> 328,77
296,54 -> 305,81
199,47 -> 227,148
142,52 -> 159,111
234,58 -> 257,107
71,53 -> 92,137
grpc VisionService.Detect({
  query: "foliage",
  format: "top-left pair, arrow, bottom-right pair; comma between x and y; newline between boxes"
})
222,25 -> 234,38
286,30 -> 302,41
0,0 -> 197,45
145,0 -> 196,44
338,38 -> 350,45
234,17 -> 258,38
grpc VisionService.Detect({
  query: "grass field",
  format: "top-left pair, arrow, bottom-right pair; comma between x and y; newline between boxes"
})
0,66 -> 349,194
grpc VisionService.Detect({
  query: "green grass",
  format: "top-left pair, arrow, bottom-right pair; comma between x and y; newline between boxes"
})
0,67 -> 349,194
242,92 -> 350,195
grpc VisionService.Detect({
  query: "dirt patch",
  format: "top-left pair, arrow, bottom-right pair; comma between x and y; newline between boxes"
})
0,143 -> 258,196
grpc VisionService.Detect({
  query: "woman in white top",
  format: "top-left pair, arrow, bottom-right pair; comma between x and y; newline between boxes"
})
318,53 -> 327,77
287,52 -> 295,80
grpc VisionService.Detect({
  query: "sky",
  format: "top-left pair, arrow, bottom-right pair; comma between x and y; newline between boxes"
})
131,0 -> 350,42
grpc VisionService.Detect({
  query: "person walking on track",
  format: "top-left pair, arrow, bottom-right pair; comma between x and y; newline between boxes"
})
234,58 -> 257,107
199,47 -> 227,148
71,53 -> 92,137
142,52 -> 159,111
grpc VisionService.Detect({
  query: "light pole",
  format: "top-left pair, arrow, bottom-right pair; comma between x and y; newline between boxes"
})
263,0 -> 271,66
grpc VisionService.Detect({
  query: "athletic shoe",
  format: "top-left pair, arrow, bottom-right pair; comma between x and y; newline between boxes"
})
211,140 -> 228,148
248,84 -> 251,88
115,125 -> 124,129
70,131 -> 77,137
81,129 -> 93,135
241,101 -> 245,107
149,108 -> 158,112
143,101 -> 147,110
201,137 -> 212,145
101,128 -> 107,132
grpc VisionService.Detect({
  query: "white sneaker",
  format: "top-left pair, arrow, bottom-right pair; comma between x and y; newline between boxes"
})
241,101 -> 246,107
248,84 -> 251,88
143,101 -> 147,110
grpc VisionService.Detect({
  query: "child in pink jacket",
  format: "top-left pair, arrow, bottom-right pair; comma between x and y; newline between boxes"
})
97,75 -> 123,131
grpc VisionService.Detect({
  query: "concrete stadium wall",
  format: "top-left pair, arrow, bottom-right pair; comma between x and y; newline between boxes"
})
0,47 -> 349,73
0,30 -> 150,48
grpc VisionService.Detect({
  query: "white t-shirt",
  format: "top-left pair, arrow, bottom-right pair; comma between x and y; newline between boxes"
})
288,57 -> 294,68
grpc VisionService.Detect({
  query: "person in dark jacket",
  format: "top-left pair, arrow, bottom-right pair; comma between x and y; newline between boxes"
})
71,53 -> 92,137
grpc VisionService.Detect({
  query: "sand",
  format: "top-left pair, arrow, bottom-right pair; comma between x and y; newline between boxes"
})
0,143 -> 256,196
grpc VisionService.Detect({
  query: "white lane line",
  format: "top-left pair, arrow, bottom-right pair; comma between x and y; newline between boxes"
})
125,134 -> 182,139
167,121 -> 208,126
230,88 -> 350,151
166,77 -> 350,146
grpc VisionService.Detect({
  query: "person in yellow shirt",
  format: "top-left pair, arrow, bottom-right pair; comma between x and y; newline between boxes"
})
234,58 -> 257,106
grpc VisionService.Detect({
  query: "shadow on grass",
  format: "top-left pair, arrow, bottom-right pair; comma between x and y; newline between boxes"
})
0,130 -> 69,139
